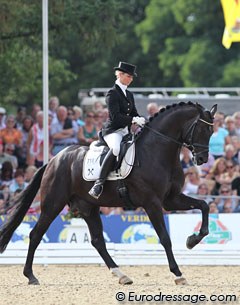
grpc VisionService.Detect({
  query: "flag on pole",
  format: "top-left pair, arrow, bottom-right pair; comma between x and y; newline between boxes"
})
221,0 -> 240,49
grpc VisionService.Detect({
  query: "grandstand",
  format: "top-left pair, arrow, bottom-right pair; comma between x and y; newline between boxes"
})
79,87 -> 240,116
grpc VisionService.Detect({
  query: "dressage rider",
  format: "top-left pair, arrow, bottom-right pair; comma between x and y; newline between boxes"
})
88,61 -> 146,199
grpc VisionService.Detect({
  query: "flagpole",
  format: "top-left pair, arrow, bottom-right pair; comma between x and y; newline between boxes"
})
42,0 -> 49,164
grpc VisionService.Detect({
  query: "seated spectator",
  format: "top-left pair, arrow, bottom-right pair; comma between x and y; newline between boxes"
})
30,103 -> 42,122
208,201 -> 219,214
24,165 -> 37,183
215,112 -> 226,128
102,108 -> 109,123
0,107 -> 6,130
27,111 -> 45,167
0,185 -> 10,206
224,143 -> 238,164
209,115 -> 230,159
206,157 -> 227,195
0,161 -> 14,188
73,105 -> 85,127
9,169 -> 28,193
233,111 -> 240,138
231,135 -> 240,164
219,160 -> 239,185
77,112 -> 98,146
183,166 -> 202,195
50,106 -> 78,155
0,139 -> 18,170
100,206 -> 113,215
180,146 -> 194,173
146,102 -> 159,118
0,115 -> 23,147
15,106 -> 27,129
195,183 -> 213,204
94,111 -> 105,132
214,184 -> 238,212
49,96 -> 59,124
93,101 -> 104,113
18,115 -> 34,168
224,115 -> 237,137
100,207 -> 124,216
222,201 -> 234,213
67,107 -> 74,120
199,153 -> 215,177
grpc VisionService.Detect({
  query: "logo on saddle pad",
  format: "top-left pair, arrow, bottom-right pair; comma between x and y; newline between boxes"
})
83,141 -> 135,181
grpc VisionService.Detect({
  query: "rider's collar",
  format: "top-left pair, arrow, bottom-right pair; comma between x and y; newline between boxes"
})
115,79 -> 127,96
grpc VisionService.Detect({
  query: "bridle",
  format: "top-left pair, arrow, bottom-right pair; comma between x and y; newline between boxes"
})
182,116 -> 214,160
144,115 -> 214,160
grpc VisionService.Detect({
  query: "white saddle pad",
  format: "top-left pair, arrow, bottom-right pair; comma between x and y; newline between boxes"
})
82,141 -> 135,181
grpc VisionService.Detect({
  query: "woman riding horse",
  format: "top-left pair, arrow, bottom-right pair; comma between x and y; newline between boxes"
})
0,99 -> 217,286
89,61 -> 146,199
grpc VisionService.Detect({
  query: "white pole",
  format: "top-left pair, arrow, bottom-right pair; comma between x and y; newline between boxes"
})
42,0 -> 49,164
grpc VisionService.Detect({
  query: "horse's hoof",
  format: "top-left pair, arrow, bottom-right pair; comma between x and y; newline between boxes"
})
175,277 -> 188,285
28,279 -> 40,285
119,275 -> 133,285
186,234 -> 198,249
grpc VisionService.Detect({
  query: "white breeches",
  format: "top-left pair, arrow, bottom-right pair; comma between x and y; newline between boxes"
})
103,127 -> 129,156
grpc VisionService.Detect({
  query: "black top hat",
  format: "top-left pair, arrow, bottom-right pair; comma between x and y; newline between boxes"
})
114,61 -> 137,76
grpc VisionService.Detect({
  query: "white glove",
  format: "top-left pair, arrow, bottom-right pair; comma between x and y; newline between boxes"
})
132,116 -> 146,127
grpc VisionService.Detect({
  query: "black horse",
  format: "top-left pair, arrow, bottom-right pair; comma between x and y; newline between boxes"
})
0,101 -> 217,286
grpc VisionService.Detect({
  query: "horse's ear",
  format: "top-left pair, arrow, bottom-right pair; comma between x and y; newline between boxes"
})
210,104 -> 218,117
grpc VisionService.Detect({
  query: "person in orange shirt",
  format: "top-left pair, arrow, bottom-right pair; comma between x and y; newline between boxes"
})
0,115 -> 22,146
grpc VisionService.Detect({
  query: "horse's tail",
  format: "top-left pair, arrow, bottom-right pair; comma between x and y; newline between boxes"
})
0,164 -> 47,253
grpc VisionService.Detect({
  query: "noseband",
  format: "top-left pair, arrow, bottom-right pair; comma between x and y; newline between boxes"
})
144,116 -> 214,158
183,116 -> 214,159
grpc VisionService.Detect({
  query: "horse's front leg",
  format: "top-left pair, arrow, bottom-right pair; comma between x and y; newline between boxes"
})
144,204 -> 187,285
164,193 -> 209,249
84,206 -> 133,285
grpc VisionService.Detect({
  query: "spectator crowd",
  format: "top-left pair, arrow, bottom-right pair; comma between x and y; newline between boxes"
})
0,99 -> 240,215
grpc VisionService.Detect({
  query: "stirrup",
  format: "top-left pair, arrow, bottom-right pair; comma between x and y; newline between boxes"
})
88,183 -> 103,199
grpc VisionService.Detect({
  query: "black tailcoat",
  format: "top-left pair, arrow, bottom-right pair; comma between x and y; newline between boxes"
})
102,84 -> 139,136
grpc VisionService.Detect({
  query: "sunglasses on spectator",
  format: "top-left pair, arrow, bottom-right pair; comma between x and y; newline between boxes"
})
221,190 -> 230,194
226,165 -> 233,169
87,114 -> 94,118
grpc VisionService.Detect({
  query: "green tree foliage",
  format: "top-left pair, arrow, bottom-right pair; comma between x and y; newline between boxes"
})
136,0 -> 240,87
1,0 -> 240,110
0,0 -> 124,107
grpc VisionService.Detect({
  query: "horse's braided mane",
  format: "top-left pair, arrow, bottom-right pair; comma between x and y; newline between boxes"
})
147,101 -> 195,124
135,101 -> 196,140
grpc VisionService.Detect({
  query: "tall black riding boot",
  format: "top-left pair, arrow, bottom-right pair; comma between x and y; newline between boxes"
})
88,149 -> 115,199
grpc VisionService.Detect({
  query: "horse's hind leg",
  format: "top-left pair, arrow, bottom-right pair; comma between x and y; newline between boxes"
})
144,204 -> 187,285
83,206 -> 133,285
164,193 -> 209,249
23,212 -> 57,285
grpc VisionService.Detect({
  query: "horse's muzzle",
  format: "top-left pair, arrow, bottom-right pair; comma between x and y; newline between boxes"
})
195,154 -> 208,165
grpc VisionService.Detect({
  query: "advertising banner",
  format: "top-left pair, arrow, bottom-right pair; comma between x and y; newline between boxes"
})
168,213 -> 240,250
0,213 -> 169,245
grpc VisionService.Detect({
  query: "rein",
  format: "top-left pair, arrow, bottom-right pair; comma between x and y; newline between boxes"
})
144,116 -> 213,154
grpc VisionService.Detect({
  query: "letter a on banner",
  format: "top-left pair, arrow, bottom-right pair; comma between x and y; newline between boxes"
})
221,0 -> 240,49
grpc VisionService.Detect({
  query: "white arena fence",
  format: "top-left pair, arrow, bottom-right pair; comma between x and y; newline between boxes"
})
0,213 -> 240,266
